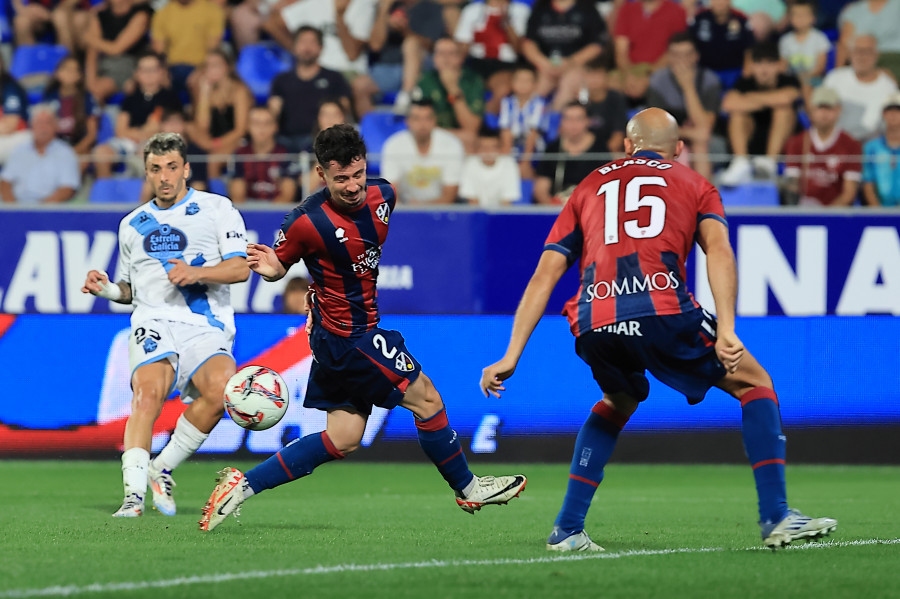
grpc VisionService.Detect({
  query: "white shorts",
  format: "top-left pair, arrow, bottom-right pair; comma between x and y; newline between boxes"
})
128,319 -> 235,403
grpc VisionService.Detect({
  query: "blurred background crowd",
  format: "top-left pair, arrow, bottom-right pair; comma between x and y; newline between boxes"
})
0,0 -> 898,207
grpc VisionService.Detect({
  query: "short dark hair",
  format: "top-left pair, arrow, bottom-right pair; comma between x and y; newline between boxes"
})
136,50 -> 164,67
751,41 -> 780,62
585,56 -> 611,72
561,100 -> 589,115
144,132 -> 188,164
315,124 -> 366,168
295,25 -> 323,47
409,97 -> 436,111
478,124 -> 500,139
668,31 -> 697,49
791,0 -> 817,10
513,62 -> 537,76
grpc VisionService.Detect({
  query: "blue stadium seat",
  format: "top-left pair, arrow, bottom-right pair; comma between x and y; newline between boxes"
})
483,112 -> 500,130
359,112 -> 406,175
515,178 -> 534,204
88,178 -> 145,203
11,44 -> 69,104
96,112 -> 115,145
236,43 -> 293,104
719,181 -> 780,206
209,178 -> 227,197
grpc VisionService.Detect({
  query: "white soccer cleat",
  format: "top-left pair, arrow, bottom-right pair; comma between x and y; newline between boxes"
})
546,526 -> 605,552
112,493 -> 144,518
148,464 -> 177,516
760,508 -> 838,549
199,467 -> 246,532
456,474 -> 527,514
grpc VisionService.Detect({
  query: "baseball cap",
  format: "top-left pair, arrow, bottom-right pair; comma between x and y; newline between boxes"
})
811,87 -> 840,107
883,92 -> 900,111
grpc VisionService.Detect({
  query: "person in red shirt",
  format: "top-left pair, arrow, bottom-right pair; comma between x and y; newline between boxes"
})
613,0 -> 687,102
782,86 -> 862,206
481,108 -> 837,552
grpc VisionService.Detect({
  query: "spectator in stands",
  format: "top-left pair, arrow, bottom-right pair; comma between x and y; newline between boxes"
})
230,0 -> 282,50
282,275 -> 312,314
361,0 -> 446,116
93,52 -> 182,178
581,57 -> 627,154
454,0 -> 531,115
0,55 -> 32,166
690,0 -> 755,90
268,26 -> 352,153
459,125 -> 521,206
613,0 -> 687,104
521,0 -> 606,110
304,99 -> 349,194
84,0 -> 153,105
732,0 -> 787,42
380,98 -> 465,204
229,106 -> 297,204
720,42 -> 800,186
779,0 -> 830,91
782,86 -> 862,205
12,0 -> 89,50
861,92 -> 900,206
42,56 -> 99,170
187,50 -> 252,180
264,0 -> 374,86
647,32 -> 722,180
533,101 -> 607,204
499,64 -> 545,179
151,0 -> 225,100
413,36 -> 484,150
0,105 -> 79,204
837,0 -> 900,82
823,35 -> 899,142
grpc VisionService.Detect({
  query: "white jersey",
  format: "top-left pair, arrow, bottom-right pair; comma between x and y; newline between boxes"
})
116,188 -> 248,335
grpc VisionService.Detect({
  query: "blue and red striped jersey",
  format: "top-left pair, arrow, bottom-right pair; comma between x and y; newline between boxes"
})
274,178 -> 396,337
544,151 -> 727,336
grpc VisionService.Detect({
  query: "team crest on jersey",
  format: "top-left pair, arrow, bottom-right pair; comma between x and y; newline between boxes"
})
376,202 -> 390,225
142,337 -> 157,353
335,227 -> 348,243
394,352 -> 415,372
185,202 -> 200,215
274,229 -> 286,248
143,223 -> 188,260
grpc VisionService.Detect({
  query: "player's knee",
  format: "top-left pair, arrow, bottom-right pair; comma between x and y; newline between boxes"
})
328,432 -> 362,455
130,386 -> 166,419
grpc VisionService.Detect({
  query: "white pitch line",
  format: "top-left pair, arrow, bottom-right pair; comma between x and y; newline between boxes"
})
1,538 -> 897,598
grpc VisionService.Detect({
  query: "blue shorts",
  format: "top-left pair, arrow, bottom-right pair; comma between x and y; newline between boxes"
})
305,324 -> 422,415
574,308 -> 727,404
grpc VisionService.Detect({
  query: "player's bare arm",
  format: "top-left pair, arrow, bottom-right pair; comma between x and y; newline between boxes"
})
166,256 -> 250,287
246,242 -> 288,282
696,217 -> 744,373
81,269 -> 133,304
481,250 -> 568,398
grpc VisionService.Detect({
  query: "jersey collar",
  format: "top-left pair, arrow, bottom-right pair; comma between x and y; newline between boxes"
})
150,187 -> 195,211
632,150 -> 665,160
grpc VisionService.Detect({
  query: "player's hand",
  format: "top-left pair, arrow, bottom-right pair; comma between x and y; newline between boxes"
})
480,357 -> 517,398
167,259 -> 200,286
716,330 -> 745,374
81,269 -> 110,295
247,243 -> 284,279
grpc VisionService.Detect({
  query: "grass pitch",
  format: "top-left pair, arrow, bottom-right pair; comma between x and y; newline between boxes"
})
1,461 -> 898,599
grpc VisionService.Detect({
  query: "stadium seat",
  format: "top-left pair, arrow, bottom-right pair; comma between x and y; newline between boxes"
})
515,178 -> 534,204
484,112 -> 500,130
719,181 -> 780,206
359,111 -> 406,175
236,43 -> 293,104
96,112 -> 115,145
209,178 -> 227,197
88,178 -> 145,203
10,44 -> 69,104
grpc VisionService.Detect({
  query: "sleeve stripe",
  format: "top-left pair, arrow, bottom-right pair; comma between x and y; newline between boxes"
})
698,213 -> 728,227
544,243 -> 572,256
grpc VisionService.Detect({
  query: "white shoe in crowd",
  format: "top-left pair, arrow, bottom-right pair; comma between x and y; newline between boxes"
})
719,156 -> 754,187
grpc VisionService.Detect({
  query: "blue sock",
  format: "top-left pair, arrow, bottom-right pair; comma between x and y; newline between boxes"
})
244,431 -> 344,494
740,387 -> 788,524
415,408 -> 474,492
555,401 -> 628,535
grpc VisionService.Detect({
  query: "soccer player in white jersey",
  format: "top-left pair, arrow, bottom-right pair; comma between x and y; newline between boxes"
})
81,133 -> 250,518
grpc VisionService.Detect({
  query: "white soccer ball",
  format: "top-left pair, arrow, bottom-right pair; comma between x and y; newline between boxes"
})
224,365 -> 290,431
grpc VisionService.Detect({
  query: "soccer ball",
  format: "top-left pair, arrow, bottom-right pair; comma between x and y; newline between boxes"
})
224,366 -> 289,431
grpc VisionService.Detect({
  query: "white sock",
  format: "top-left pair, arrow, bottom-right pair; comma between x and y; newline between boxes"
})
461,476 -> 478,498
151,414 -> 210,472
122,447 -> 150,500
242,478 -> 255,500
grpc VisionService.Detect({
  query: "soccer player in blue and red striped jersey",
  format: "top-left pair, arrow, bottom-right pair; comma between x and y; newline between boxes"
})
481,108 -> 837,551
200,124 -> 526,531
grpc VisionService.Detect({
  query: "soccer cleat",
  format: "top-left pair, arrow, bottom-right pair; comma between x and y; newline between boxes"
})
760,508 -> 838,549
112,493 -> 144,518
148,464 -> 177,516
455,474 -> 527,514
199,467 -> 246,532
546,526 -> 605,552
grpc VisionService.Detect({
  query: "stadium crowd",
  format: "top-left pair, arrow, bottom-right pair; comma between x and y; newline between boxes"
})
0,0 -> 899,207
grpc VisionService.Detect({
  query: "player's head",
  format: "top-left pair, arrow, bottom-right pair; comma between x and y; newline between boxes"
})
294,26 -> 324,66
314,124 -> 367,210
144,132 -> 191,204
624,108 -> 683,160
